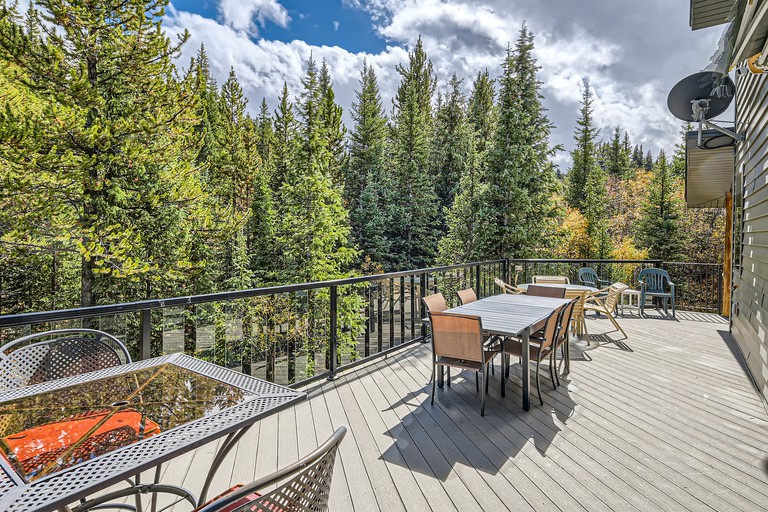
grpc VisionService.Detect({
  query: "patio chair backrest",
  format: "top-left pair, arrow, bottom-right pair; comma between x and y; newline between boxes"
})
422,292 -> 448,313
527,285 -> 566,298
456,288 -> 477,305
197,427 -> 347,512
538,306 -> 563,352
428,312 -> 483,364
638,268 -> 671,294
556,299 -> 578,343
533,275 -> 570,285
603,283 -> 629,312
0,329 -> 132,391
578,267 -> 600,287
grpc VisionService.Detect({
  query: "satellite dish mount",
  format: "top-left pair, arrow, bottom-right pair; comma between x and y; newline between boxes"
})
667,72 -> 743,148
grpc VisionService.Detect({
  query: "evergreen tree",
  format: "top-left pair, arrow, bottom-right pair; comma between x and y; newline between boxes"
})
622,131 -> 635,178
0,0 -> 202,306
567,79 -> 609,257
477,27 -> 560,259
467,69 -> 496,155
432,74 -> 472,216
384,37 -> 439,269
636,151 -> 688,260
670,122 -> 691,178
318,60 -> 347,186
346,62 -> 390,265
272,82 -> 298,192
566,79 -> 599,210
438,69 -> 495,263
605,127 -> 631,178
631,144 -> 644,169
644,150 -> 654,170
275,56 -> 356,282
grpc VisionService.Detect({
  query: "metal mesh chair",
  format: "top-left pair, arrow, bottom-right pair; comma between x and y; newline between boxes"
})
195,427 -> 347,512
0,329 -> 132,391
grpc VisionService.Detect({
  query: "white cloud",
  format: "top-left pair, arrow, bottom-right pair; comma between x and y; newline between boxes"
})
333,20 -> 340,31
166,0 -> 724,164
219,0 -> 290,36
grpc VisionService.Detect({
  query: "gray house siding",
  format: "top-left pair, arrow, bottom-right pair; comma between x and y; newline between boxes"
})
733,69 -> 768,403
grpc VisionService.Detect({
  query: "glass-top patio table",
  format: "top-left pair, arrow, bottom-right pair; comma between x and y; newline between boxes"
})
443,294 -> 571,411
0,352 -> 305,512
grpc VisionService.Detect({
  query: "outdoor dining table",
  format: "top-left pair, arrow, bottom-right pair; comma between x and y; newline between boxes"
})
443,294 -> 571,411
0,352 -> 305,512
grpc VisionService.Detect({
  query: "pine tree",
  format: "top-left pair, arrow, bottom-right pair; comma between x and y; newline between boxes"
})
432,73 -> 472,216
0,0 -> 202,306
632,144 -> 644,169
384,37 -> 439,269
477,27 -> 560,259
605,127 -> 631,178
438,69 -> 495,263
636,151 -> 688,260
644,150 -> 654,170
670,122 -> 691,178
567,79 -> 609,257
272,82 -> 298,193
346,61 -> 390,265
318,60 -> 347,187
467,69 -> 496,156
275,56 -> 356,282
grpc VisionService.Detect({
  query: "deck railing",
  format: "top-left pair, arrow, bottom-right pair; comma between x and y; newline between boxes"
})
0,259 -> 723,387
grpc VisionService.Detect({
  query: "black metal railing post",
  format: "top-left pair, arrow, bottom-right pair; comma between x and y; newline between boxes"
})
475,264 -> 482,299
328,285 -> 338,380
718,265 -> 724,316
420,272 -> 427,342
140,308 -> 151,360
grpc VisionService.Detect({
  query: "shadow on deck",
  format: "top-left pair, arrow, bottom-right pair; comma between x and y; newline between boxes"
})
99,311 -> 768,512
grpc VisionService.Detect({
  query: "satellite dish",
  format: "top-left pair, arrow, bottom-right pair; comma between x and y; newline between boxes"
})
667,71 -> 734,122
667,71 -> 742,147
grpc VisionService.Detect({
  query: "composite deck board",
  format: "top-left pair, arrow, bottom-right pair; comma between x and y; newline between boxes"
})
78,311 -> 768,512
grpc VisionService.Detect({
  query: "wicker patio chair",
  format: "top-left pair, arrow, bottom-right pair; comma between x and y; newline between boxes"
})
195,427 -> 347,512
533,275 -> 570,285
456,288 -> 477,305
494,278 -> 524,294
526,284 -> 566,298
429,311 -> 498,416
584,283 -> 630,339
503,304 -> 563,405
0,329 -> 132,391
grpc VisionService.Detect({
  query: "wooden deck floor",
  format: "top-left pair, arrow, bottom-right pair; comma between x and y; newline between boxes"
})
107,310 -> 768,512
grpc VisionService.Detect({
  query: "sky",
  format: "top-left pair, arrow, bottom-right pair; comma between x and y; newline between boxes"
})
165,0 -> 727,171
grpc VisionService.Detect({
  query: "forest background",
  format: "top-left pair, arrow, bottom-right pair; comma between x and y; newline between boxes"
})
0,0 -> 724,317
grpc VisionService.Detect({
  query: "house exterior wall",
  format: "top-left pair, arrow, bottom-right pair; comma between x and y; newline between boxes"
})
733,69 -> 768,403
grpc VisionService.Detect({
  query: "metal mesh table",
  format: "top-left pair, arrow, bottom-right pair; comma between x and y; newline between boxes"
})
0,353 -> 305,512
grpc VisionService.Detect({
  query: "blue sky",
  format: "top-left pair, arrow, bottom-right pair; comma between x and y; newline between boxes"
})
164,0 -> 726,168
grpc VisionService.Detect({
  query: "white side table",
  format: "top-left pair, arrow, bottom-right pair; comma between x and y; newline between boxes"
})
620,289 -> 641,315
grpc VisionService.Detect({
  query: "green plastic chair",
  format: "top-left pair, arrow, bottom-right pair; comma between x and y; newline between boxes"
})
638,268 -> 676,318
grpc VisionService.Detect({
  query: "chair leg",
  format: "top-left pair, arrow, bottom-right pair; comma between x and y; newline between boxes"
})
485,363 -> 490,393
447,367 -> 451,387
663,297 -> 668,315
549,352 -> 557,389
480,368 -> 487,417
536,362 -> 543,406
431,363 -> 437,405
475,371 -> 479,392
552,349 -> 560,386
608,313 -> 627,339
671,295 -> 675,319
